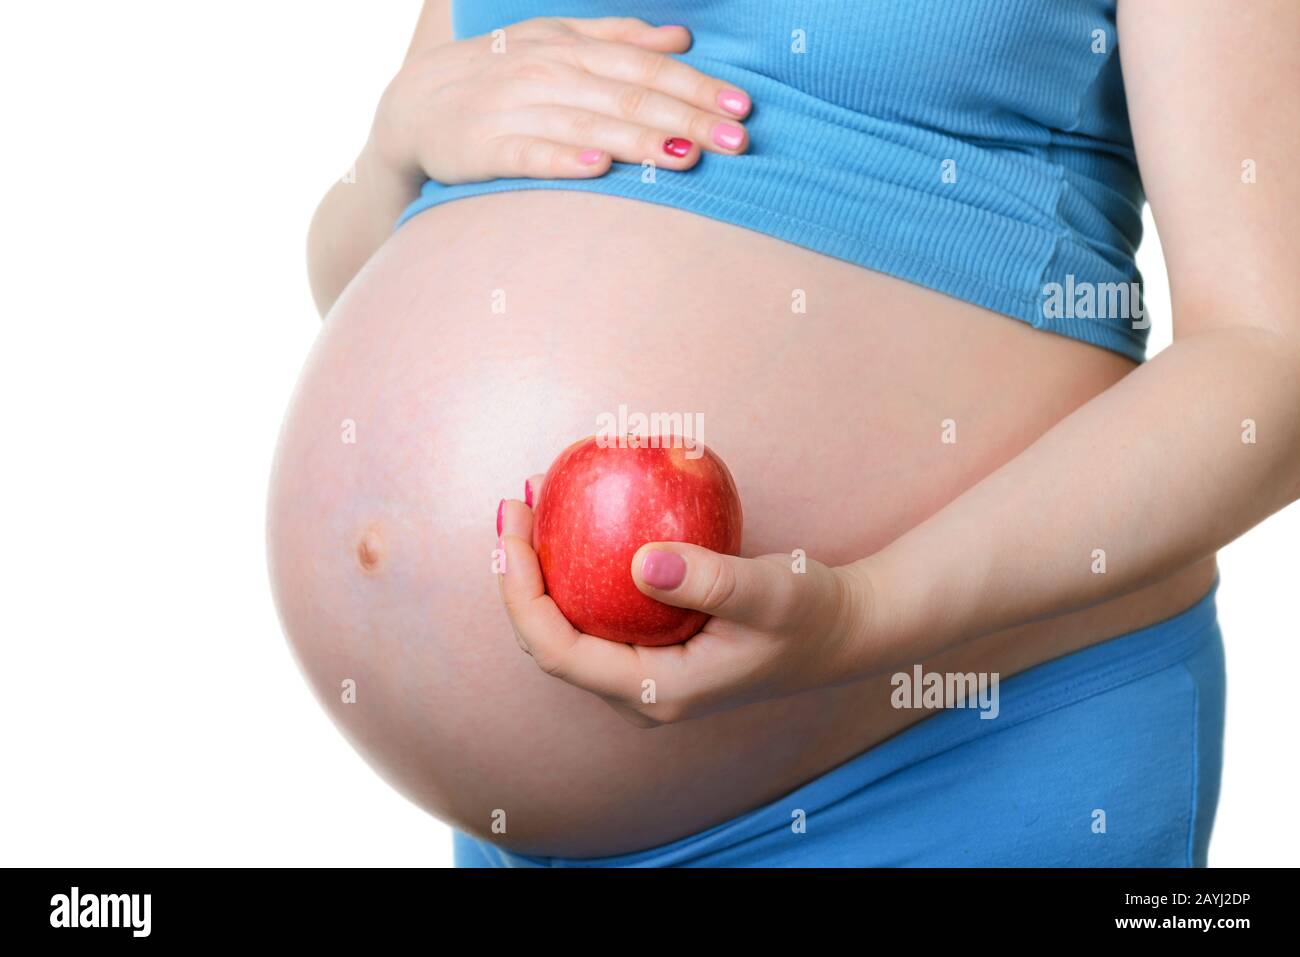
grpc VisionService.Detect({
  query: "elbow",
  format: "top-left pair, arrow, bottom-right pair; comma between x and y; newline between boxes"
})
305,201 -> 343,320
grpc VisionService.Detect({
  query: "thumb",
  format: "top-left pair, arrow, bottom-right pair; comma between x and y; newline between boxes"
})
631,543 -> 810,629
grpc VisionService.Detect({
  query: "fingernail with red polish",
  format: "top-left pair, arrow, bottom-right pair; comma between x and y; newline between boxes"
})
642,550 -> 686,589
663,137 -> 692,158
717,89 -> 750,115
524,479 -> 534,508
496,499 -> 504,536
712,123 -> 744,150
578,148 -> 603,166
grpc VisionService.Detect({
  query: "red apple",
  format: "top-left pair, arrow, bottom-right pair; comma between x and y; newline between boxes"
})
533,435 -> 744,646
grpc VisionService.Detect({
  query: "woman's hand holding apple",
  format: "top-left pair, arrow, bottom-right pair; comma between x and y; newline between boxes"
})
495,437 -> 879,727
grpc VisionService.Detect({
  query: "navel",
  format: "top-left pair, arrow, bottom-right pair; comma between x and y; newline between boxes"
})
356,526 -> 384,571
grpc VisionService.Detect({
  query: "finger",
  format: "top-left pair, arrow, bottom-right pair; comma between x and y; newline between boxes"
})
508,74 -> 748,156
567,39 -> 752,120
549,17 -> 691,53
497,524 -> 567,632
497,106 -> 703,168
523,472 -> 545,511
499,497 -> 535,544
497,531 -> 576,661
497,515 -> 657,702
632,544 -> 824,631
496,501 -> 568,647
484,135 -> 612,179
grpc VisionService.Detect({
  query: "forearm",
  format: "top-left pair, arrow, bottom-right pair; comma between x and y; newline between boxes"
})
856,323 -> 1300,670
306,140 -> 423,317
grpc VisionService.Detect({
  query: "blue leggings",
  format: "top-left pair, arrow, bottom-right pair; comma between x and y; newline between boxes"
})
456,581 -> 1225,867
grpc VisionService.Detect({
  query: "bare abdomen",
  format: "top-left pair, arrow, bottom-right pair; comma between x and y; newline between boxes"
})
267,191 -> 1214,857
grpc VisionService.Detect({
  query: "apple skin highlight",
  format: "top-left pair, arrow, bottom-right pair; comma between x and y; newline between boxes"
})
533,436 -> 744,646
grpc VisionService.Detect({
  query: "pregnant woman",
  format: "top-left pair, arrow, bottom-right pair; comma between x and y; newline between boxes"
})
268,1 -> 1299,866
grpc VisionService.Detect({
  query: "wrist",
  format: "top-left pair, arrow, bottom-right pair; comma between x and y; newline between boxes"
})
360,135 -> 425,191
837,549 -> 943,679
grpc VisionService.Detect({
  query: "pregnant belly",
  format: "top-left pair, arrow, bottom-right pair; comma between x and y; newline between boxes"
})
268,191 -> 1215,858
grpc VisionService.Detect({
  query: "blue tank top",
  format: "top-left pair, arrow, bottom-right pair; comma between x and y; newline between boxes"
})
398,1 -> 1148,361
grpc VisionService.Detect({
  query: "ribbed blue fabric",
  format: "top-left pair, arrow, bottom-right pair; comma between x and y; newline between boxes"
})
398,1 -> 1149,360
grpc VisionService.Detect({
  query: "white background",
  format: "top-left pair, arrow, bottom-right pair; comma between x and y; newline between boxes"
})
1,1 -> 1295,867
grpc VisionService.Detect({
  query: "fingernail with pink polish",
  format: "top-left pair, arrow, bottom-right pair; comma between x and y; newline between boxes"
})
642,550 -> 686,590
578,148 -> 604,166
663,137 -> 692,158
524,480 -> 534,508
496,499 -> 504,536
717,89 -> 750,116
712,123 -> 744,150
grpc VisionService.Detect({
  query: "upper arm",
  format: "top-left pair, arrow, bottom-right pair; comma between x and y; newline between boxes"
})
404,0 -> 453,61
1118,0 -> 1299,337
